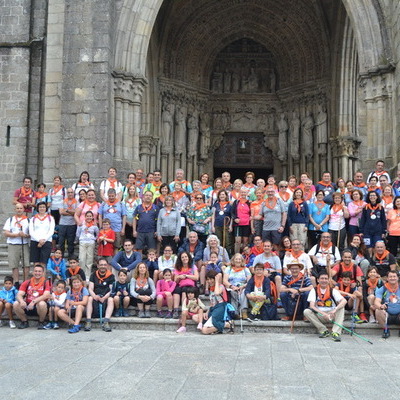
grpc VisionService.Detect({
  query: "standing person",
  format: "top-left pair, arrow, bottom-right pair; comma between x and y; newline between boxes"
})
144,169 -> 163,199
13,176 -> 35,215
133,190 -> 159,254
58,188 -> 78,257
221,171 -> 233,191
347,189 -> 366,240
123,185 -> 142,241
13,264 -> 51,329
171,181 -> 190,241
135,168 -> 146,194
367,159 -> 391,186
85,258 -> 115,332
154,183 -> 170,208
250,188 -> 266,239
315,171 -> 336,201
100,167 -> 123,202
381,185 -> 394,217
308,190 -> 330,247
211,189 -> 232,254
48,176 -> 66,225
33,183 -> 49,213
78,189 -> 87,204
156,195 -> 181,253
3,203 -> 31,285
121,172 -> 139,200
231,188 -> 251,254
304,271 -> 347,341
186,193 -> 212,245
97,218 -> 116,262
169,168 -> 192,194
243,171 -> 257,196
287,188 -> 309,248
200,173 -> 213,201
229,179 -> 243,203
29,202 -> 55,268
392,169 -> 400,196
328,193 -> 349,251
74,189 -> 100,226
98,188 -> 127,254
386,196 -> 400,256
71,171 -> 95,201
209,177 -> 224,205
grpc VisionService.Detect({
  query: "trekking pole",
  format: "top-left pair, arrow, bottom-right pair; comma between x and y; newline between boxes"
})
350,298 -> 357,336
383,310 -> 389,338
316,311 -> 373,344
20,227 -> 25,273
222,217 -> 228,249
48,277 -> 54,324
290,273 -> 306,334
99,301 -> 103,326
239,306 -> 244,334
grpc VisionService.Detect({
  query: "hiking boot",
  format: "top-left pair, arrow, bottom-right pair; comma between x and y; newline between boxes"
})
103,322 -> 112,332
68,325 -> 80,334
331,332 -> 341,342
165,311 -> 173,319
9,320 -> 16,329
352,314 -> 364,324
172,309 -> 180,319
122,309 -> 130,317
18,320 -> 29,329
37,321 -> 46,330
43,322 -> 54,330
84,321 -> 92,331
241,310 -> 248,320
382,329 -> 390,339
359,313 -> 368,323
176,326 -> 187,333
319,330 -> 330,338
53,322 -> 60,329
138,311 -> 146,318
157,311 -> 164,318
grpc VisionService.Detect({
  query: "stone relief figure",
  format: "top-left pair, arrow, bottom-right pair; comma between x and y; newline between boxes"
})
301,110 -> 314,160
161,102 -> 173,152
290,111 -> 300,161
247,67 -> 258,92
270,69 -> 276,93
199,112 -> 211,160
187,110 -> 199,157
211,65 -> 223,92
315,104 -> 328,153
277,113 -> 288,161
223,69 -> 232,93
174,105 -> 187,156
231,69 -> 240,93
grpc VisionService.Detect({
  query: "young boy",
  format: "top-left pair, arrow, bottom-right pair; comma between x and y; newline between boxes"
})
0,276 -> 18,328
46,248 -> 67,281
44,280 -> 67,329
111,269 -> 131,317
144,248 -> 159,280
66,256 -> 87,284
97,218 -> 115,263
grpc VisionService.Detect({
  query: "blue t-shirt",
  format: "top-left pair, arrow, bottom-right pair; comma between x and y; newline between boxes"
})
375,285 -> 400,315
66,287 -> 89,302
282,275 -> 311,290
308,202 -> 330,232
133,204 -> 159,233
99,202 -> 127,232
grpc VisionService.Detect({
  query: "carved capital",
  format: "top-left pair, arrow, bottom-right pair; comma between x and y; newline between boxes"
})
112,70 -> 148,104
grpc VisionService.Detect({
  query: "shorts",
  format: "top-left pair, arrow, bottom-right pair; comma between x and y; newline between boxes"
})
262,230 -> 281,245
92,299 -> 109,318
268,271 -> 280,281
25,304 -> 48,316
30,241 -> 52,264
203,316 -> 214,328
363,235 -> 383,248
173,286 -> 192,296
233,225 -> 251,238
136,232 -> 156,250
8,243 -> 30,269
387,313 -> 400,325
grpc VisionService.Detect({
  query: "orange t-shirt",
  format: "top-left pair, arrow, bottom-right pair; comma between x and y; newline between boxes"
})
387,209 -> 400,236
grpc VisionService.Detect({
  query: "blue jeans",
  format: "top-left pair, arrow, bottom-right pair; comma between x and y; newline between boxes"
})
58,224 -> 77,256
280,291 -> 309,317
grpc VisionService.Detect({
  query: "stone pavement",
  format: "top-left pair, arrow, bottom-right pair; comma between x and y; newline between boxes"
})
0,327 -> 399,400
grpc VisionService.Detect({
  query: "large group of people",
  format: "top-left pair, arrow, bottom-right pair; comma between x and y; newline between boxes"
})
2,160 -> 400,340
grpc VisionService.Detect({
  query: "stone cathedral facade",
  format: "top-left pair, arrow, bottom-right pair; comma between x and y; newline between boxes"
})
1,0 -> 400,218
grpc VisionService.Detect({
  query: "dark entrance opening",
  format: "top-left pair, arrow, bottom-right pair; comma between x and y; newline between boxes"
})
213,167 -> 273,183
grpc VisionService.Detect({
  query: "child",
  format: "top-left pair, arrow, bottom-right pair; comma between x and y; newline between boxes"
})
58,275 -> 89,333
363,266 -> 384,323
76,211 -> 99,278
145,248 -> 159,281
111,269 -> 131,317
177,286 -> 207,333
65,256 -> 87,284
44,280 -> 67,329
204,251 -> 223,295
335,271 -> 363,324
46,248 -> 67,281
97,218 -> 115,263
156,268 -> 176,318
0,276 -> 18,328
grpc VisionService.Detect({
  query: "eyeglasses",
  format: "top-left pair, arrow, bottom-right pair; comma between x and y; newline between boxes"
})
196,197 -> 203,200
280,186 -> 287,188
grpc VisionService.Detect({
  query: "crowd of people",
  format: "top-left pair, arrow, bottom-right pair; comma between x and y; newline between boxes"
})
2,160 -> 400,340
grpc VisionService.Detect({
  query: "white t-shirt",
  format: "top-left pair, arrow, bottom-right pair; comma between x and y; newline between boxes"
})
307,287 -> 344,312
3,216 -> 30,245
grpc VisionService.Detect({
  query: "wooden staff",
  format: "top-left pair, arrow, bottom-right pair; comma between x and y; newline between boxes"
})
290,272 -> 306,334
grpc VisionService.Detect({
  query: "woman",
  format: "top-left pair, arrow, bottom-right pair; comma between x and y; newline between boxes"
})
155,183 -> 171,208
71,171 -> 95,201
367,176 -> 380,195
298,172 -> 316,193
336,178 -> 346,195
243,172 -> 256,198
78,189 -> 87,204
210,177 -> 224,205
381,185 -> 394,217
231,188 -> 251,254
74,189 -> 100,226
29,201 -> 55,267
124,185 -> 141,241
347,189 -> 366,239
48,176 -> 65,225
278,236 -> 292,264
155,245 -> 177,281
122,172 -> 140,201
287,175 -> 298,195
186,193 -> 212,245
266,175 -> 278,193
211,189 -> 232,250
250,188 -> 265,238
308,190 -> 330,247
172,251 -> 199,319
386,196 -> 400,256
156,195 -> 181,253
287,188 -> 309,248
328,192 -> 349,251
130,262 -> 156,318
229,179 -> 243,202
171,182 -> 190,242
200,173 -> 213,201
302,179 -> 315,203
223,253 -> 251,320
344,180 -> 355,205
348,234 -> 370,276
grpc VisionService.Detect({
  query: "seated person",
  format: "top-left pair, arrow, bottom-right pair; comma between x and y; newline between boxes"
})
44,279 -> 67,329
0,276 -> 18,328
176,287 -> 207,333
110,238 -> 141,275
111,269 -> 131,317
65,256 -> 87,284
130,262 -> 156,318
362,266 -> 384,323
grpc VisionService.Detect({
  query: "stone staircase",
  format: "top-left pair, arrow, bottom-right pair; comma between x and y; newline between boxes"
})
0,243 -> 9,282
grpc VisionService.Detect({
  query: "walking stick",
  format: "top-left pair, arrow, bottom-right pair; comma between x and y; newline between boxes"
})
48,277 -> 54,325
222,216 -> 230,250
290,273 -> 306,334
20,227 -> 25,272
99,301 -> 103,326
350,298 -> 357,336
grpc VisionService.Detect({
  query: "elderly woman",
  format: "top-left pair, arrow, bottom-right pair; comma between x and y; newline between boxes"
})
186,193 -> 212,245
156,195 -> 181,253
171,182 -> 190,242
328,192 -> 349,251
231,188 -> 251,254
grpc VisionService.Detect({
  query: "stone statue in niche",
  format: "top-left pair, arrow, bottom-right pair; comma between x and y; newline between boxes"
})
290,111 -> 300,161
277,113 -> 288,162
187,110 -> 199,157
248,67 -> 259,92
270,70 -> 276,93
211,65 -> 223,92
199,112 -> 211,160
315,104 -> 328,154
223,69 -> 232,93
161,102 -> 173,152
302,110 -> 314,160
231,68 -> 240,93
174,105 -> 187,156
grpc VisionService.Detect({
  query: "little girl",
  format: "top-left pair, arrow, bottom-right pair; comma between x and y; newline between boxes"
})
204,251 -> 223,295
177,286 -> 207,333
363,266 -> 384,323
156,268 -> 176,318
44,280 -> 67,329
111,269 -> 131,317
46,248 -> 67,281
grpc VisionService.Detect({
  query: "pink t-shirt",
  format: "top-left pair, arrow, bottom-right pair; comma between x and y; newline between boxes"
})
77,202 -> 100,224
174,266 -> 198,287
237,201 -> 250,226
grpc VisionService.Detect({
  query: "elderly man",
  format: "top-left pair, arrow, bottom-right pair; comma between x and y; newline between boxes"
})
178,231 -> 205,269
283,239 -> 313,275
169,168 -> 192,194
58,188 -> 78,257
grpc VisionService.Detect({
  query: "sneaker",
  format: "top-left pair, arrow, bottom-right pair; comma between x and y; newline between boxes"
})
204,290 -> 210,296
369,315 -> 376,324
382,329 -> 390,339
157,311 -> 164,318
53,322 -> 60,329
331,332 -> 341,342
165,311 -> 173,319
176,326 -> 187,333
144,310 -> 151,318
18,320 -> 29,329
37,321 -> 46,330
84,321 -> 92,331
352,314 -> 364,324
138,311 -> 146,318
0,320 -> 3,327
172,309 -> 180,319
281,316 -> 291,321
9,320 -> 16,329
197,322 -> 203,330
319,330 -> 330,338
68,325 -> 80,334
43,322 -> 54,330
102,322 -> 112,332
241,310 -> 248,320
122,309 -> 130,317
359,312 -> 368,323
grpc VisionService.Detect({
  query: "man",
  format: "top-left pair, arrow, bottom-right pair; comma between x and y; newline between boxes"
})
304,271 -> 347,341
13,264 -> 51,329
178,231 -> 205,269
58,188 -> 78,257
133,190 -> 159,253
331,249 -> 363,285
283,240 -> 313,275
308,232 -> 341,278
100,167 -> 123,202
370,241 -> 397,278
99,188 -> 127,254
315,171 -> 336,199
367,160 -> 391,186
85,258 -> 115,332
244,235 -> 264,267
353,171 -> 368,199
280,262 -> 313,320
378,175 -> 390,192
169,168 -> 192,194
135,168 -> 146,195
257,187 -> 286,245
375,270 -> 400,338
221,171 -> 232,191
252,240 -> 282,294
13,176 -> 35,215
110,239 -> 142,275
144,169 -> 163,199
3,203 -> 30,285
